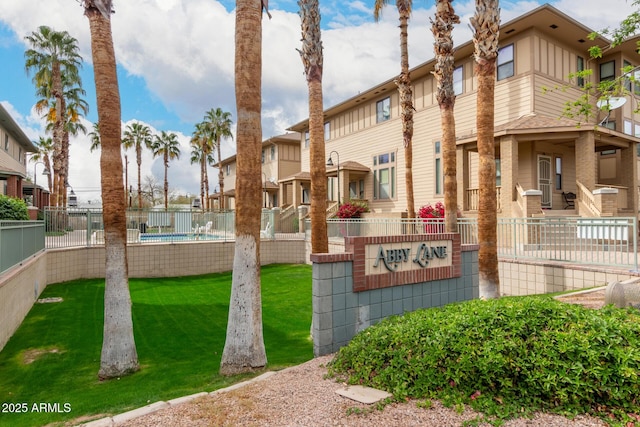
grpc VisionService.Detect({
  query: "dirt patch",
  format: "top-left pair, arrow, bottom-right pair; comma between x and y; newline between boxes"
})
22,347 -> 63,364
37,297 -> 63,304
555,289 -> 606,309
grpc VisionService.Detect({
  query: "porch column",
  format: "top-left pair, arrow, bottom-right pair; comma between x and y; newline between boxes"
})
457,146 -> 469,211
292,180 -> 300,208
620,144 -> 638,212
6,176 -> 19,198
576,131 -> 596,190
279,182 -> 285,206
499,135 -> 518,217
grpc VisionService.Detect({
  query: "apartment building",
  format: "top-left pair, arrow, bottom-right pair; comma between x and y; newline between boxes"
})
210,132 -> 302,210
289,4 -> 640,219
0,103 -> 41,213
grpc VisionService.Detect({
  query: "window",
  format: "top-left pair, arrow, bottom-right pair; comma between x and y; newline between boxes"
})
324,122 -> 330,140
304,131 -> 310,148
555,157 -> 562,190
453,66 -> 463,95
434,141 -> 442,195
373,152 -> 396,200
600,60 -> 615,82
261,149 -> 265,164
497,44 -> 514,81
225,164 -> 230,175
270,145 -> 276,161
635,123 -> 640,138
495,158 -> 501,187
577,56 -> 585,87
376,97 -> 390,123
625,119 -> 633,135
302,187 -> 310,204
4,134 -> 8,151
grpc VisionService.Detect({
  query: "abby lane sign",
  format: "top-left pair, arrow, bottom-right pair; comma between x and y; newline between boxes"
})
344,233 -> 461,292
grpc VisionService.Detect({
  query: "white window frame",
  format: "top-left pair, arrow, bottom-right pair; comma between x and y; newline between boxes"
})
497,44 -> 514,81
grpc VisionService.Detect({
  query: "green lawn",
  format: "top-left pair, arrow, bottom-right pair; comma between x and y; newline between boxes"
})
0,264 -> 313,427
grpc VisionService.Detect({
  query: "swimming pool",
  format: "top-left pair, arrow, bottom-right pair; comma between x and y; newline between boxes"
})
139,233 -> 222,242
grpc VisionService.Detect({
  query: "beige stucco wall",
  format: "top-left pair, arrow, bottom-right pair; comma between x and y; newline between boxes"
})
0,252 -> 47,352
46,239 -> 307,283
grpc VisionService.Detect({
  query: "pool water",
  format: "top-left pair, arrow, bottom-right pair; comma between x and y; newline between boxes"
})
140,233 -> 221,242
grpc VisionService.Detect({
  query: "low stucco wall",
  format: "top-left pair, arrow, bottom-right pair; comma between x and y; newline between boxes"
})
46,239 -> 307,283
499,259 -> 638,296
0,252 -> 47,352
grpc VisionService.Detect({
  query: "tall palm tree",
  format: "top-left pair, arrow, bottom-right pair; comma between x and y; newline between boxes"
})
202,108 -> 233,210
25,26 -> 82,208
151,131 -> 181,211
190,122 -> 214,211
374,0 -> 415,219
122,122 -> 153,209
471,0 -> 500,299
38,80 -> 88,207
431,0 -> 460,233
299,0 -> 328,254
219,0 -> 267,376
81,0 -> 139,379
31,137 -> 53,192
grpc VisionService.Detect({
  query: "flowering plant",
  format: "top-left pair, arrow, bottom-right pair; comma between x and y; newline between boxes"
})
418,202 -> 445,219
336,201 -> 369,219
418,202 -> 445,233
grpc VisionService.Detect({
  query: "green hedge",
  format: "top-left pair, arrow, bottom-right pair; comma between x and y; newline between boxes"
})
0,194 -> 29,220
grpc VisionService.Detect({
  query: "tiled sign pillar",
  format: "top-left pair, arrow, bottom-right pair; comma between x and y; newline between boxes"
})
310,236 -> 479,356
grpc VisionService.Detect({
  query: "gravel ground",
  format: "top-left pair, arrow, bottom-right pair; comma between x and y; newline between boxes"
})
107,290 -> 612,427
117,354 -> 607,427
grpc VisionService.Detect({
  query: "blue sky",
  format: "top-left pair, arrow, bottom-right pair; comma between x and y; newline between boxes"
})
0,0 -> 633,203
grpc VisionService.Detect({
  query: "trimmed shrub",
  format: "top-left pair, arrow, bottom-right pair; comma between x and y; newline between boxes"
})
328,297 -> 640,424
0,194 -> 29,220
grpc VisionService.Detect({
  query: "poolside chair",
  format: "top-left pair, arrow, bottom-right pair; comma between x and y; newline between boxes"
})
199,221 -> 213,233
260,221 -> 273,239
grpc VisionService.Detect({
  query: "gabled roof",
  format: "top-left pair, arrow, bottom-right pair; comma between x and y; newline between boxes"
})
0,103 -> 37,152
288,4 -> 614,132
220,132 -> 301,166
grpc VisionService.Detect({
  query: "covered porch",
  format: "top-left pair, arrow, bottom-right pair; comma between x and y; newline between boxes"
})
459,114 -> 640,218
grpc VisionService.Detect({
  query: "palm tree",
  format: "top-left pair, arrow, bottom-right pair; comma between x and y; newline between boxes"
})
471,0 -> 500,299
25,26 -> 82,207
298,0 -> 328,254
151,131 -> 181,211
431,0 -> 460,233
123,122 -> 153,209
88,122 -> 101,152
202,108 -> 233,210
31,137 -> 53,192
81,0 -> 139,379
374,0 -> 415,219
219,0 -> 267,376
190,122 -> 214,211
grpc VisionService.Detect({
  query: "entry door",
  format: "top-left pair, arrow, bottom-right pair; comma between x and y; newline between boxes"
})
538,155 -> 552,208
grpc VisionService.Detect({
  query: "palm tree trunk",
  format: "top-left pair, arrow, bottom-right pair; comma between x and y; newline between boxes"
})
472,0 -> 500,299
217,140 -> 224,210
432,0 -> 460,233
219,0 -> 267,376
397,9 -> 415,220
164,155 -> 169,211
299,0 -> 328,254
137,146 -> 143,209
84,1 -> 139,379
